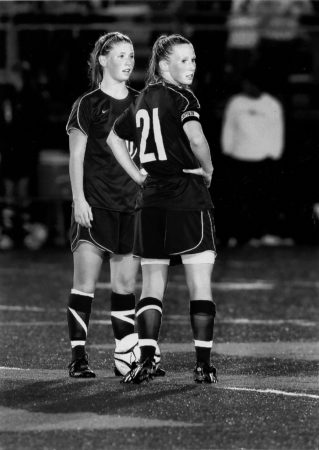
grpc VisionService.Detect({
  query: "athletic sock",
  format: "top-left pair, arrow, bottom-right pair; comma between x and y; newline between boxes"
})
190,300 -> 216,365
110,292 -> 135,343
136,297 -> 163,362
67,289 -> 94,360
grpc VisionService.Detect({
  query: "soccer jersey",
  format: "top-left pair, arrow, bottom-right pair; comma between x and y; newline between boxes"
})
66,87 -> 139,212
113,81 -> 213,211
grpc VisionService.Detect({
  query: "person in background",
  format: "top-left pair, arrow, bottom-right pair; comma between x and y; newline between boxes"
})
107,34 -> 218,385
220,67 -> 285,246
65,32 -> 142,378
0,62 -> 47,251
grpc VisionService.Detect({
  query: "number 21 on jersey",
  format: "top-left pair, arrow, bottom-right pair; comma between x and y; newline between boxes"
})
136,108 -> 167,163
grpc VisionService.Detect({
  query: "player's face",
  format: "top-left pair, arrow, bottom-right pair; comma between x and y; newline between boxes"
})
165,44 -> 196,86
105,42 -> 135,82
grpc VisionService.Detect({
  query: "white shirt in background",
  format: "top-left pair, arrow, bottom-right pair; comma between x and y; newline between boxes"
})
221,93 -> 284,161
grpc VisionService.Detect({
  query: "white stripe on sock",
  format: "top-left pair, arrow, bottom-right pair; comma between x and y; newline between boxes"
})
194,340 -> 213,348
111,309 -> 135,326
71,340 -> 86,348
139,339 -> 157,347
71,289 -> 94,298
68,307 -> 88,335
110,312 -> 135,326
136,305 -> 162,317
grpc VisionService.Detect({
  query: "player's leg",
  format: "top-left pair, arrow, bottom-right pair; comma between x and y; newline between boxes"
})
183,252 -> 218,383
67,242 -> 103,378
110,253 -> 139,369
122,261 -> 168,383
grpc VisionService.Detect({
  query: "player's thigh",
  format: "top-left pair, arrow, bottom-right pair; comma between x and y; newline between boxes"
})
110,253 -> 140,294
73,242 -> 104,293
184,262 -> 214,300
140,264 -> 169,301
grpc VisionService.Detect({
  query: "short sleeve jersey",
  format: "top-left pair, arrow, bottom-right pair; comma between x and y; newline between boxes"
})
113,81 -> 213,210
66,87 -> 139,212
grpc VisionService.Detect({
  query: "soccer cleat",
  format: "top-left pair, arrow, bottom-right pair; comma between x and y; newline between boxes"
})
113,365 -> 122,376
113,359 -> 165,377
194,362 -> 218,384
153,364 -> 166,377
68,354 -> 96,378
121,358 -> 155,384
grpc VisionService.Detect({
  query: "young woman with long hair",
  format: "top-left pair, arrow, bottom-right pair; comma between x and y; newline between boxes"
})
65,32 -> 140,378
107,34 -> 218,384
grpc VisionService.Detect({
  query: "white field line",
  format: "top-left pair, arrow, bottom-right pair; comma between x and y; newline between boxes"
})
0,313 -> 317,327
0,368 -> 318,400
0,320 -> 112,326
96,281 -> 274,290
221,386 -> 319,400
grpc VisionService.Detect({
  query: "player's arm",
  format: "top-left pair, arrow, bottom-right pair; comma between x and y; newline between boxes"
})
69,129 -> 93,228
183,120 -> 214,187
107,130 -> 146,186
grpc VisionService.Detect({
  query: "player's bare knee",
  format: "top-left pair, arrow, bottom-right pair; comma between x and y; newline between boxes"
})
73,283 -> 96,295
112,276 -> 135,295
187,281 -> 212,301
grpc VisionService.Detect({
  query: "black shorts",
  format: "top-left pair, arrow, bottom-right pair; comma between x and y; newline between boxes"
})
70,207 -> 135,254
133,208 -> 216,259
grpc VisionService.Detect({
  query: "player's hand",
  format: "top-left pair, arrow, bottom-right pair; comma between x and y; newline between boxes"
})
73,198 -> 93,228
183,168 -> 213,188
138,169 -> 148,186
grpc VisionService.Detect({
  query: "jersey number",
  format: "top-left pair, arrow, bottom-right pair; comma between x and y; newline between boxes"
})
136,108 -> 167,163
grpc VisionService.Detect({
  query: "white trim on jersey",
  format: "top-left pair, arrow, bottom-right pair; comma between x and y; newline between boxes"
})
166,85 -> 200,112
66,88 -> 100,137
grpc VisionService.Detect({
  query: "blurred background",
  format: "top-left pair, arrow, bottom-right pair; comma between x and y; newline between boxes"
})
1,0 -> 319,250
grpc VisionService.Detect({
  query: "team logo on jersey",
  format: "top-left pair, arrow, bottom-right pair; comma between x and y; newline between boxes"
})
181,111 -> 200,121
126,140 -> 138,159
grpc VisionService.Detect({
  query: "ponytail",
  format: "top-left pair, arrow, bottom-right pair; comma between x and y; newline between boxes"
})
146,34 -> 191,85
88,32 -> 132,89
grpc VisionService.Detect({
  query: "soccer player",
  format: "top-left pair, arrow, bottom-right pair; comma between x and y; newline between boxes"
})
107,34 -> 218,384
65,32 -> 140,378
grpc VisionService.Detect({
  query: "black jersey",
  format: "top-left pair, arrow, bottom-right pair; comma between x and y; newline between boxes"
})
66,86 -> 139,212
113,81 -> 213,210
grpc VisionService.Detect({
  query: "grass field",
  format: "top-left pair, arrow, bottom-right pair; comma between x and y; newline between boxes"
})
0,245 -> 318,449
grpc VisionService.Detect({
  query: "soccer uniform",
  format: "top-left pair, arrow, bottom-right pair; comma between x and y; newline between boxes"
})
66,86 -> 139,253
113,81 -> 216,261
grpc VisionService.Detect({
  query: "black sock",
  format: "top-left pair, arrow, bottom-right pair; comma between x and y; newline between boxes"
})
136,297 -> 163,362
110,292 -> 135,341
190,300 -> 216,365
67,290 -> 94,360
